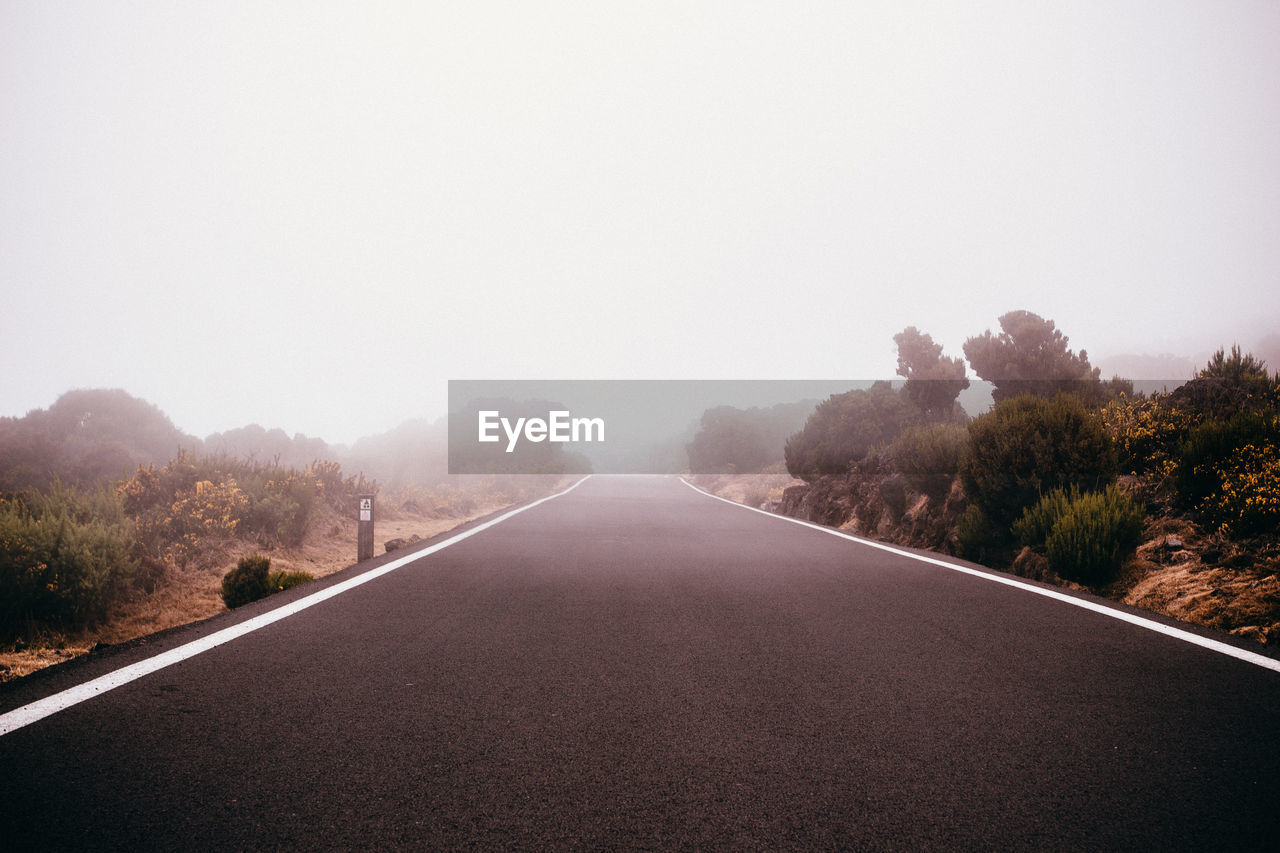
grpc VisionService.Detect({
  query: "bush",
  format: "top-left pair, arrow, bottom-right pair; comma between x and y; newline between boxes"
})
0,484 -> 138,642
956,504 -> 999,564
1011,486 -> 1082,550
959,394 -> 1116,528
785,382 -> 921,480
1175,412 -> 1280,512
1197,442 -> 1280,538
1041,488 -> 1145,586
892,423 -> 968,498
221,554 -> 272,609
268,569 -> 315,593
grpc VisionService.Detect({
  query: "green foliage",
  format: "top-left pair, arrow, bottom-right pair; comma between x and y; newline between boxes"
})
268,569 -> 314,593
891,422 -> 968,498
956,504 -> 999,564
1169,346 -> 1279,421
0,484 -> 138,642
893,326 -> 970,420
1196,442 -> 1280,538
119,453 -> 368,561
1011,486 -> 1081,549
959,394 -> 1116,528
221,554 -> 272,609
1175,412 -> 1280,511
1035,487 -> 1146,585
785,382 -> 922,481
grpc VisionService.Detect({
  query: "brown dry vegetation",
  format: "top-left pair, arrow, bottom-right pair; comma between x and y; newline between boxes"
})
688,469 -> 803,511
0,490 -> 534,682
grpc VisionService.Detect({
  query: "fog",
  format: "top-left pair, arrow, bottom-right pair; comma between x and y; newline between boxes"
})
3,2 -> 1278,446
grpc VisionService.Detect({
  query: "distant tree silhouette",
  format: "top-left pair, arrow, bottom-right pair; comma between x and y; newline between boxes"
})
0,389 -> 197,491
893,326 -> 969,420
962,310 -> 1100,403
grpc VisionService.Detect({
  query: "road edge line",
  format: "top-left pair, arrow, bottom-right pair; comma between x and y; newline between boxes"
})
0,475 -> 592,737
680,477 -> 1280,675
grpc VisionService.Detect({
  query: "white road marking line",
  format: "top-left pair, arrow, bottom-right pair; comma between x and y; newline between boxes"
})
0,476 -> 591,737
681,477 -> 1280,675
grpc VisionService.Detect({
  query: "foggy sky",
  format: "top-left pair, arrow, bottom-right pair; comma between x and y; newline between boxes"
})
3,1 -> 1278,445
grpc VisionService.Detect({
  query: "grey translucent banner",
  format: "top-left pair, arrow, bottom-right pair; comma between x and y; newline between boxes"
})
448,378 -> 1190,475
447,379 -> 956,475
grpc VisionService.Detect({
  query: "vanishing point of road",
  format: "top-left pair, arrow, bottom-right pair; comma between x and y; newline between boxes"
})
3,475 -> 1278,850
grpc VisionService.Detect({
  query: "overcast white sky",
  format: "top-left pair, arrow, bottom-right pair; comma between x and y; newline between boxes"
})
3,1 -> 1278,444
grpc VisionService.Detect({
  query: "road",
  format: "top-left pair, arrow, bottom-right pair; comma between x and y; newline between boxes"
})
3,475 -> 1279,850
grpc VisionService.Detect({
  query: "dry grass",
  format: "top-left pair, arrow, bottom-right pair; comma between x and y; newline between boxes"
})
688,471 -> 804,509
0,498 -> 518,682
1122,518 -> 1280,644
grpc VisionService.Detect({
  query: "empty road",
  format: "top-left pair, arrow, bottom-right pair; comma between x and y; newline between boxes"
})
3,475 -> 1279,850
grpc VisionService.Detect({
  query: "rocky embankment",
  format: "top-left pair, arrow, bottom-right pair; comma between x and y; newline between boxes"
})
777,473 -> 966,555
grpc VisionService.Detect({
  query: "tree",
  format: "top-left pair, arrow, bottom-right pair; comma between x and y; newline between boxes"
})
784,382 -> 921,481
893,326 -> 970,420
963,310 -> 1100,403
686,402 -> 811,474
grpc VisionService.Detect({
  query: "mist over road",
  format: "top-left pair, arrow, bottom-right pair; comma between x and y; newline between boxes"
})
3,476 -> 1278,849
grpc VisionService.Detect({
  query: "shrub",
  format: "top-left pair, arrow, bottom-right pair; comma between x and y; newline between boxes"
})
268,569 -> 315,593
956,504 -> 999,564
1042,488 -> 1145,586
892,423 -> 968,498
1011,486 -> 1082,550
785,382 -> 921,480
959,394 -> 1116,528
1197,443 -> 1280,538
221,554 -> 272,609
0,484 -> 138,642
1175,412 -> 1279,512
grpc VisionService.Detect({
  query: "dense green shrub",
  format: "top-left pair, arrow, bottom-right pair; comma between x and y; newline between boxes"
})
268,569 -> 314,593
785,382 -> 921,481
1040,488 -> 1145,585
1011,486 -> 1082,550
1175,411 -> 1280,511
221,554 -> 272,609
891,423 -> 968,498
956,504 -> 999,564
0,484 -> 138,642
1194,440 -> 1280,538
959,394 -> 1116,528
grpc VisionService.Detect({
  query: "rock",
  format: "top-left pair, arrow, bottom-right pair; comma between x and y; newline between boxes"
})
1163,537 -> 1184,552
384,534 -> 422,554
1012,546 -> 1051,582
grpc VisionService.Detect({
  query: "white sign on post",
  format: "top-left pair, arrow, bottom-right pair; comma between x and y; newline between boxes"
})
360,497 -> 372,521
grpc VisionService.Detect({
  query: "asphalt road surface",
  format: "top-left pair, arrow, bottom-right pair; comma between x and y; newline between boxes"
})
3,475 -> 1279,850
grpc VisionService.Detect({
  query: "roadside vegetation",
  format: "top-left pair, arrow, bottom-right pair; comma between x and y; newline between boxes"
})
0,392 -> 563,681
691,313 -> 1280,646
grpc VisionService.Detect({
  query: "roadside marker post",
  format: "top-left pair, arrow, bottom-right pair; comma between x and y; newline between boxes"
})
357,494 -> 374,562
